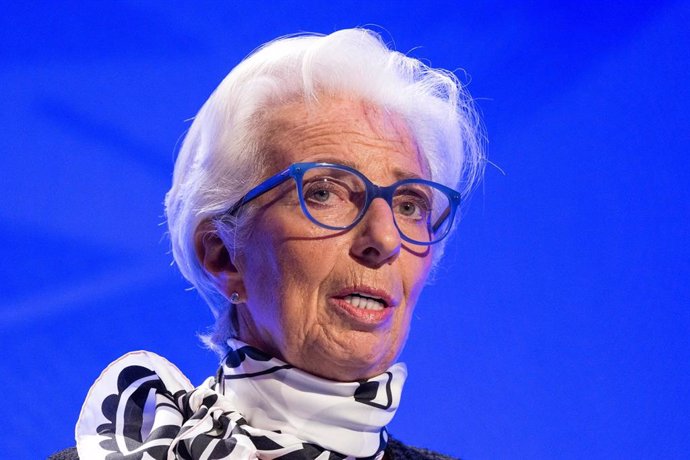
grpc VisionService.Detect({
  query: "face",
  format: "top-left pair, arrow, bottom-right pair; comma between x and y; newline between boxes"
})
231,96 -> 433,381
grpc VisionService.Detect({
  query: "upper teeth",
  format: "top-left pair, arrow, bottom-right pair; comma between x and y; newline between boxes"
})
343,294 -> 385,311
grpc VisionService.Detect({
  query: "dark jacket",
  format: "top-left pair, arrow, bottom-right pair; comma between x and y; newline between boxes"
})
48,437 -> 457,459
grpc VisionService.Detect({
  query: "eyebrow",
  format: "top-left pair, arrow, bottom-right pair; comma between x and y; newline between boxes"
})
312,156 -> 424,181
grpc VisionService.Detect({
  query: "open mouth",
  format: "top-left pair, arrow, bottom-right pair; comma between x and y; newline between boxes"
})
341,293 -> 388,311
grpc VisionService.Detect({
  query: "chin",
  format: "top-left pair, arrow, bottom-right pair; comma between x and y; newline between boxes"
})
312,347 -> 400,382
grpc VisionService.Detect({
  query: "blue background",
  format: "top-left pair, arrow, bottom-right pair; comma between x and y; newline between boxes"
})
1,1 -> 688,458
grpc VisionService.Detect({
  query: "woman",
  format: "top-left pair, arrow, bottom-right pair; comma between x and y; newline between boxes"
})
52,28 -> 484,459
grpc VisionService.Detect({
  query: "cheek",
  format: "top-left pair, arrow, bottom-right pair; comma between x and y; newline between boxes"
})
256,226 -> 341,314
403,251 -> 433,299
388,250 -> 432,317
277,238 -> 341,301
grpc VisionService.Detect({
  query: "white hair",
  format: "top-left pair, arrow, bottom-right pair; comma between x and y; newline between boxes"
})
164,28 -> 485,355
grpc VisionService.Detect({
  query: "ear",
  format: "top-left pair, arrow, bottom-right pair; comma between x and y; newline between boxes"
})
194,220 -> 245,301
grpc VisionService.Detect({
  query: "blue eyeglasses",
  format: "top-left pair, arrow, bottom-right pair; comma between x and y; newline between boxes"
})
224,162 -> 461,245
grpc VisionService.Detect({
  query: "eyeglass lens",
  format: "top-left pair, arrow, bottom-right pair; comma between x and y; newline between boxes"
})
299,166 -> 452,244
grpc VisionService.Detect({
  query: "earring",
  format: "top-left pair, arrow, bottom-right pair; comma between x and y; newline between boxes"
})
229,292 -> 241,304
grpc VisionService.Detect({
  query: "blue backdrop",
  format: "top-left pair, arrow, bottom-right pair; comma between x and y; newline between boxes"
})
1,1 -> 688,458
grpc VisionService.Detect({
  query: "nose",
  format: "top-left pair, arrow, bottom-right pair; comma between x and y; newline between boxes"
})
350,198 -> 401,267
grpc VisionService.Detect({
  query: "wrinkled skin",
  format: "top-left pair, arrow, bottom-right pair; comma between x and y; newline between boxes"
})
204,95 -> 434,381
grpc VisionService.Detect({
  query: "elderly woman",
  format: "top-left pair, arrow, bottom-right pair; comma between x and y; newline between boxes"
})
54,28 -> 484,460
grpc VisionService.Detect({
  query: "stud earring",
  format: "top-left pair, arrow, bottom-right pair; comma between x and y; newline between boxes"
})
229,292 -> 241,304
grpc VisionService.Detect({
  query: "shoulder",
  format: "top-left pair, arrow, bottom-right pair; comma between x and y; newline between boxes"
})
386,436 -> 459,460
47,447 -> 79,460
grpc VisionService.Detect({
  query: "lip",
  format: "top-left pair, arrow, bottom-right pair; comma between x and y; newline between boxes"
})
331,286 -> 397,307
329,286 -> 398,325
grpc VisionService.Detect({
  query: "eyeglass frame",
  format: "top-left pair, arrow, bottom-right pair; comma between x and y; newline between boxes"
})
222,161 -> 461,246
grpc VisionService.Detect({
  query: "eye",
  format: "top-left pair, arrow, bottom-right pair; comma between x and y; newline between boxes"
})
399,201 -> 417,216
393,188 -> 432,221
310,188 -> 331,203
303,179 -> 349,207
396,200 -> 423,219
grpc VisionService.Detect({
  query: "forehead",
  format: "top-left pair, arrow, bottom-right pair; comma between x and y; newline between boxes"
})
261,96 -> 427,180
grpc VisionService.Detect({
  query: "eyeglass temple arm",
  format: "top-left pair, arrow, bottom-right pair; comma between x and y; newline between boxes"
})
226,167 -> 293,216
432,206 -> 451,233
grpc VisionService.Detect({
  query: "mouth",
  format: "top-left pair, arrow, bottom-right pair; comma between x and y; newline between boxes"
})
341,293 -> 388,311
329,287 -> 396,325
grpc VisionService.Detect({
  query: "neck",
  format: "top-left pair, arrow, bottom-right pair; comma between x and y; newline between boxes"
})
218,338 -> 408,458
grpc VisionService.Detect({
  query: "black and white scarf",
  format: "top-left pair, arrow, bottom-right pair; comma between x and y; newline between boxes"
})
76,339 -> 407,459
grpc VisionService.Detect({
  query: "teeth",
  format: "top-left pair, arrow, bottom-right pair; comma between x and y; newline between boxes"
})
343,294 -> 385,311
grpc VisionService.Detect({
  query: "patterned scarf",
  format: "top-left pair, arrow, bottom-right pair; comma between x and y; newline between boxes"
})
76,339 -> 407,459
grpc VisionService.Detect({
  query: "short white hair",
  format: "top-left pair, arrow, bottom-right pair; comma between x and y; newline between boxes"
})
164,28 -> 485,354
